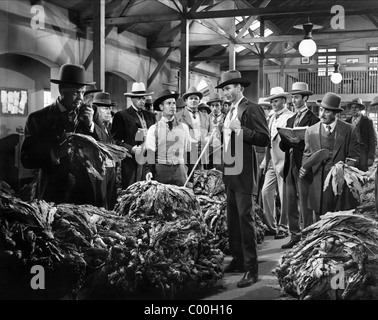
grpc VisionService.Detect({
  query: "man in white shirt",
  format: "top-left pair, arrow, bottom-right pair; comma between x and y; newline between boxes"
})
145,89 -> 191,186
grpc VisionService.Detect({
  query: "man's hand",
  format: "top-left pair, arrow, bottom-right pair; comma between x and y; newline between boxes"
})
260,163 -> 266,175
146,172 -> 153,181
131,145 -> 143,155
229,118 -> 241,131
78,104 -> 94,128
299,167 -> 307,179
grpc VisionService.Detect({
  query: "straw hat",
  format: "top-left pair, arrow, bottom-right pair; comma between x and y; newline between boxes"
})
153,89 -> 179,111
258,97 -> 272,107
289,82 -> 313,96
319,92 -> 343,113
346,97 -> 365,110
370,96 -> 378,107
215,70 -> 251,89
50,63 -> 95,86
124,82 -> 154,97
182,86 -> 203,101
265,87 -> 289,101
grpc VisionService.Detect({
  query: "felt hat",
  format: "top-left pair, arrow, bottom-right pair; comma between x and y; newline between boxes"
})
50,63 -> 95,86
198,103 -> 211,114
124,82 -> 154,97
258,97 -> 272,107
215,70 -> 251,89
289,82 -> 313,96
176,97 -> 186,109
153,89 -> 179,111
84,84 -> 102,96
182,86 -> 203,101
145,95 -> 153,105
370,96 -> 378,107
265,87 -> 289,101
206,92 -> 223,106
92,92 -> 116,107
347,97 -> 365,110
320,92 -> 343,113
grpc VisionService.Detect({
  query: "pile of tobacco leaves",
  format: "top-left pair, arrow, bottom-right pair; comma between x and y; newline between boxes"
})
0,179 -> 224,299
273,161 -> 378,300
193,169 -> 267,251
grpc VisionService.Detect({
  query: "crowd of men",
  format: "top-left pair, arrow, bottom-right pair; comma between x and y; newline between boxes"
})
21,63 -> 378,289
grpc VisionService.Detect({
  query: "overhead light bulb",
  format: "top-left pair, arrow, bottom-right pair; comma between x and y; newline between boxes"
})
299,39 -> 317,57
330,63 -> 343,84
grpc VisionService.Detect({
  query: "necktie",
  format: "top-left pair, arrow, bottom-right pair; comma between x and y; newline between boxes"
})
294,110 -> 302,127
64,109 -> 78,132
213,115 -> 218,125
167,120 -> 173,131
189,109 -> 197,119
326,125 -> 332,136
229,106 -> 235,119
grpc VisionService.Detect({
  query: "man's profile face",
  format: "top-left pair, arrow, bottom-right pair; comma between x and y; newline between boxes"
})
132,96 -> 146,110
319,107 -> 336,124
292,94 -> 306,109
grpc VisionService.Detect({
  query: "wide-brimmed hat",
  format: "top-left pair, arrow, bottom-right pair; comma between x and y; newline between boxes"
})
265,87 -> 289,101
124,82 -> 154,97
84,84 -> 102,96
182,86 -> 203,101
176,97 -> 186,109
206,92 -> 223,106
50,63 -> 95,86
320,92 -> 343,113
198,103 -> 211,114
370,96 -> 378,107
92,92 -> 116,107
153,89 -> 179,111
347,97 -> 365,110
258,97 -> 272,108
289,82 -> 313,96
215,70 -> 251,89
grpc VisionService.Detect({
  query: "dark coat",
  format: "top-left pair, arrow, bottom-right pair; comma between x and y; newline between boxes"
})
280,109 -> 320,181
222,97 -> 270,194
111,106 -> 156,189
302,120 -> 360,214
21,100 -> 109,205
345,115 -> 377,171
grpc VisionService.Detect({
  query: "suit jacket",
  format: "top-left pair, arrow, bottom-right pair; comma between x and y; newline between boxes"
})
223,97 -> 270,194
302,120 -> 360,214
345,115 -> 377,171
176,108 -> 213,141
263,107 -> 294,177
21,99 -> 109,204
280,109 -> 320,181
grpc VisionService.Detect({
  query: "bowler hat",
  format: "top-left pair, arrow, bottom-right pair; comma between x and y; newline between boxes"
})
320,92 -> 343,113
370,96 -> 378,107
176,97 -> 186,109
265,87 -> 289,101
289,82 -> 313,96
347,97 -> 365,110
182,86 -> 203,101
124,82 -> 154,97
215,70 -> 251,89
198,103 -> 211,114
258,97 -> 272,108
153,89 -> 179,111
84,84 -> 102,96
50,63 -> 95,86
206,92 -> 223,106
92,92 -> 116,107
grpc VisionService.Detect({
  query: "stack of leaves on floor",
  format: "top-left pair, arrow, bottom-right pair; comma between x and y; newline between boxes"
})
193,169 -> 267,250
273,162 -> 378,300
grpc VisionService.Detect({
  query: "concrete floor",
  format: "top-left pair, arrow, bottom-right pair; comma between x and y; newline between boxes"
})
199,234 -> 296,300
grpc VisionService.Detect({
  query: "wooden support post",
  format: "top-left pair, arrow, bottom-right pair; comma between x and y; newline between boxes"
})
93,0 -> 105,90
258,18 -> 265,97
180,16 -> 189,95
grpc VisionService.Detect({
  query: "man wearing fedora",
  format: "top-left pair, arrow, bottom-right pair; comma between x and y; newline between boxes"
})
260,87 -> 294,238
144,89 -> 191,186
111,82 -> 156,189
279,82 -> 320,249
207,92 -> 225,171
299,92 -> 360,215
176,86 -> 213,178
216,70 -> 270,288
21,63 -> 109,205
92,92 -> 118,210
345,98 -> 377,171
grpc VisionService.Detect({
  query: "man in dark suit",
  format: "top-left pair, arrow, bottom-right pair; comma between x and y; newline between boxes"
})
279,82 -> 320,249
300,92 -> 360,215
111,82 -> 156,189
216,70 -> 270,288
345,98 -> 377,172
21,63 -> 109,205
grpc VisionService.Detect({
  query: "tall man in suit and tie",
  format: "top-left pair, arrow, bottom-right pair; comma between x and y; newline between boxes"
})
345,98 -> 377,172
300,92 -> 360,216
217,70 -> 270,288
260,87 -> 294,238
21,64 -> 109,205
279,82 -> 320,249
111,82 -> 156,189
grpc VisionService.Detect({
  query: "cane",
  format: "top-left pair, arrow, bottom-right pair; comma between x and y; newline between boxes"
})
184,128 -> 218,188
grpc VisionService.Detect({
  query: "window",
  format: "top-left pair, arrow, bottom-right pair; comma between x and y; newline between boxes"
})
318,48 -> 337,76
368,45 -> 378,75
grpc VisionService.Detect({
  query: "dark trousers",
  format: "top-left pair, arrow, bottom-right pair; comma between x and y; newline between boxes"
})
226,186 -> 258,273
155,164 -> 188,186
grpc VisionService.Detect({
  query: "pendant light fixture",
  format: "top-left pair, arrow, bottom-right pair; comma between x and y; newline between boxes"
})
330,62 -> 343,84
294,19 -> 323,58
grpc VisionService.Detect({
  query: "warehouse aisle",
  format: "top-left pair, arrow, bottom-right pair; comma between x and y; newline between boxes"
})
200,235 -> 292,300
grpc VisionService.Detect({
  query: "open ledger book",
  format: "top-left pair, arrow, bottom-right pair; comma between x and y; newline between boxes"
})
277,126 -> 308,141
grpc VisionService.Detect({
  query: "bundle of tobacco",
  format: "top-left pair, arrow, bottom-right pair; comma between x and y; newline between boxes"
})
273,211 -> 378,300
193,169 -> 226,201
63,133 -> 130,180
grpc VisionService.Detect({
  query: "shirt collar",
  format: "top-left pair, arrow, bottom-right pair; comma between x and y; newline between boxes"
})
233,96 -> 244,109
323,118 -> 338,132
296,104 -> 308,114
161,116 -> 174,123
274,107 -> 287,117
57,99 -> 68,112
132,105 -> 141,113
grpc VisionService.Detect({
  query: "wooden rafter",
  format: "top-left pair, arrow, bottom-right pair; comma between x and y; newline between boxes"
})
147,47 -> 177,87
188,0 -> 206,14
